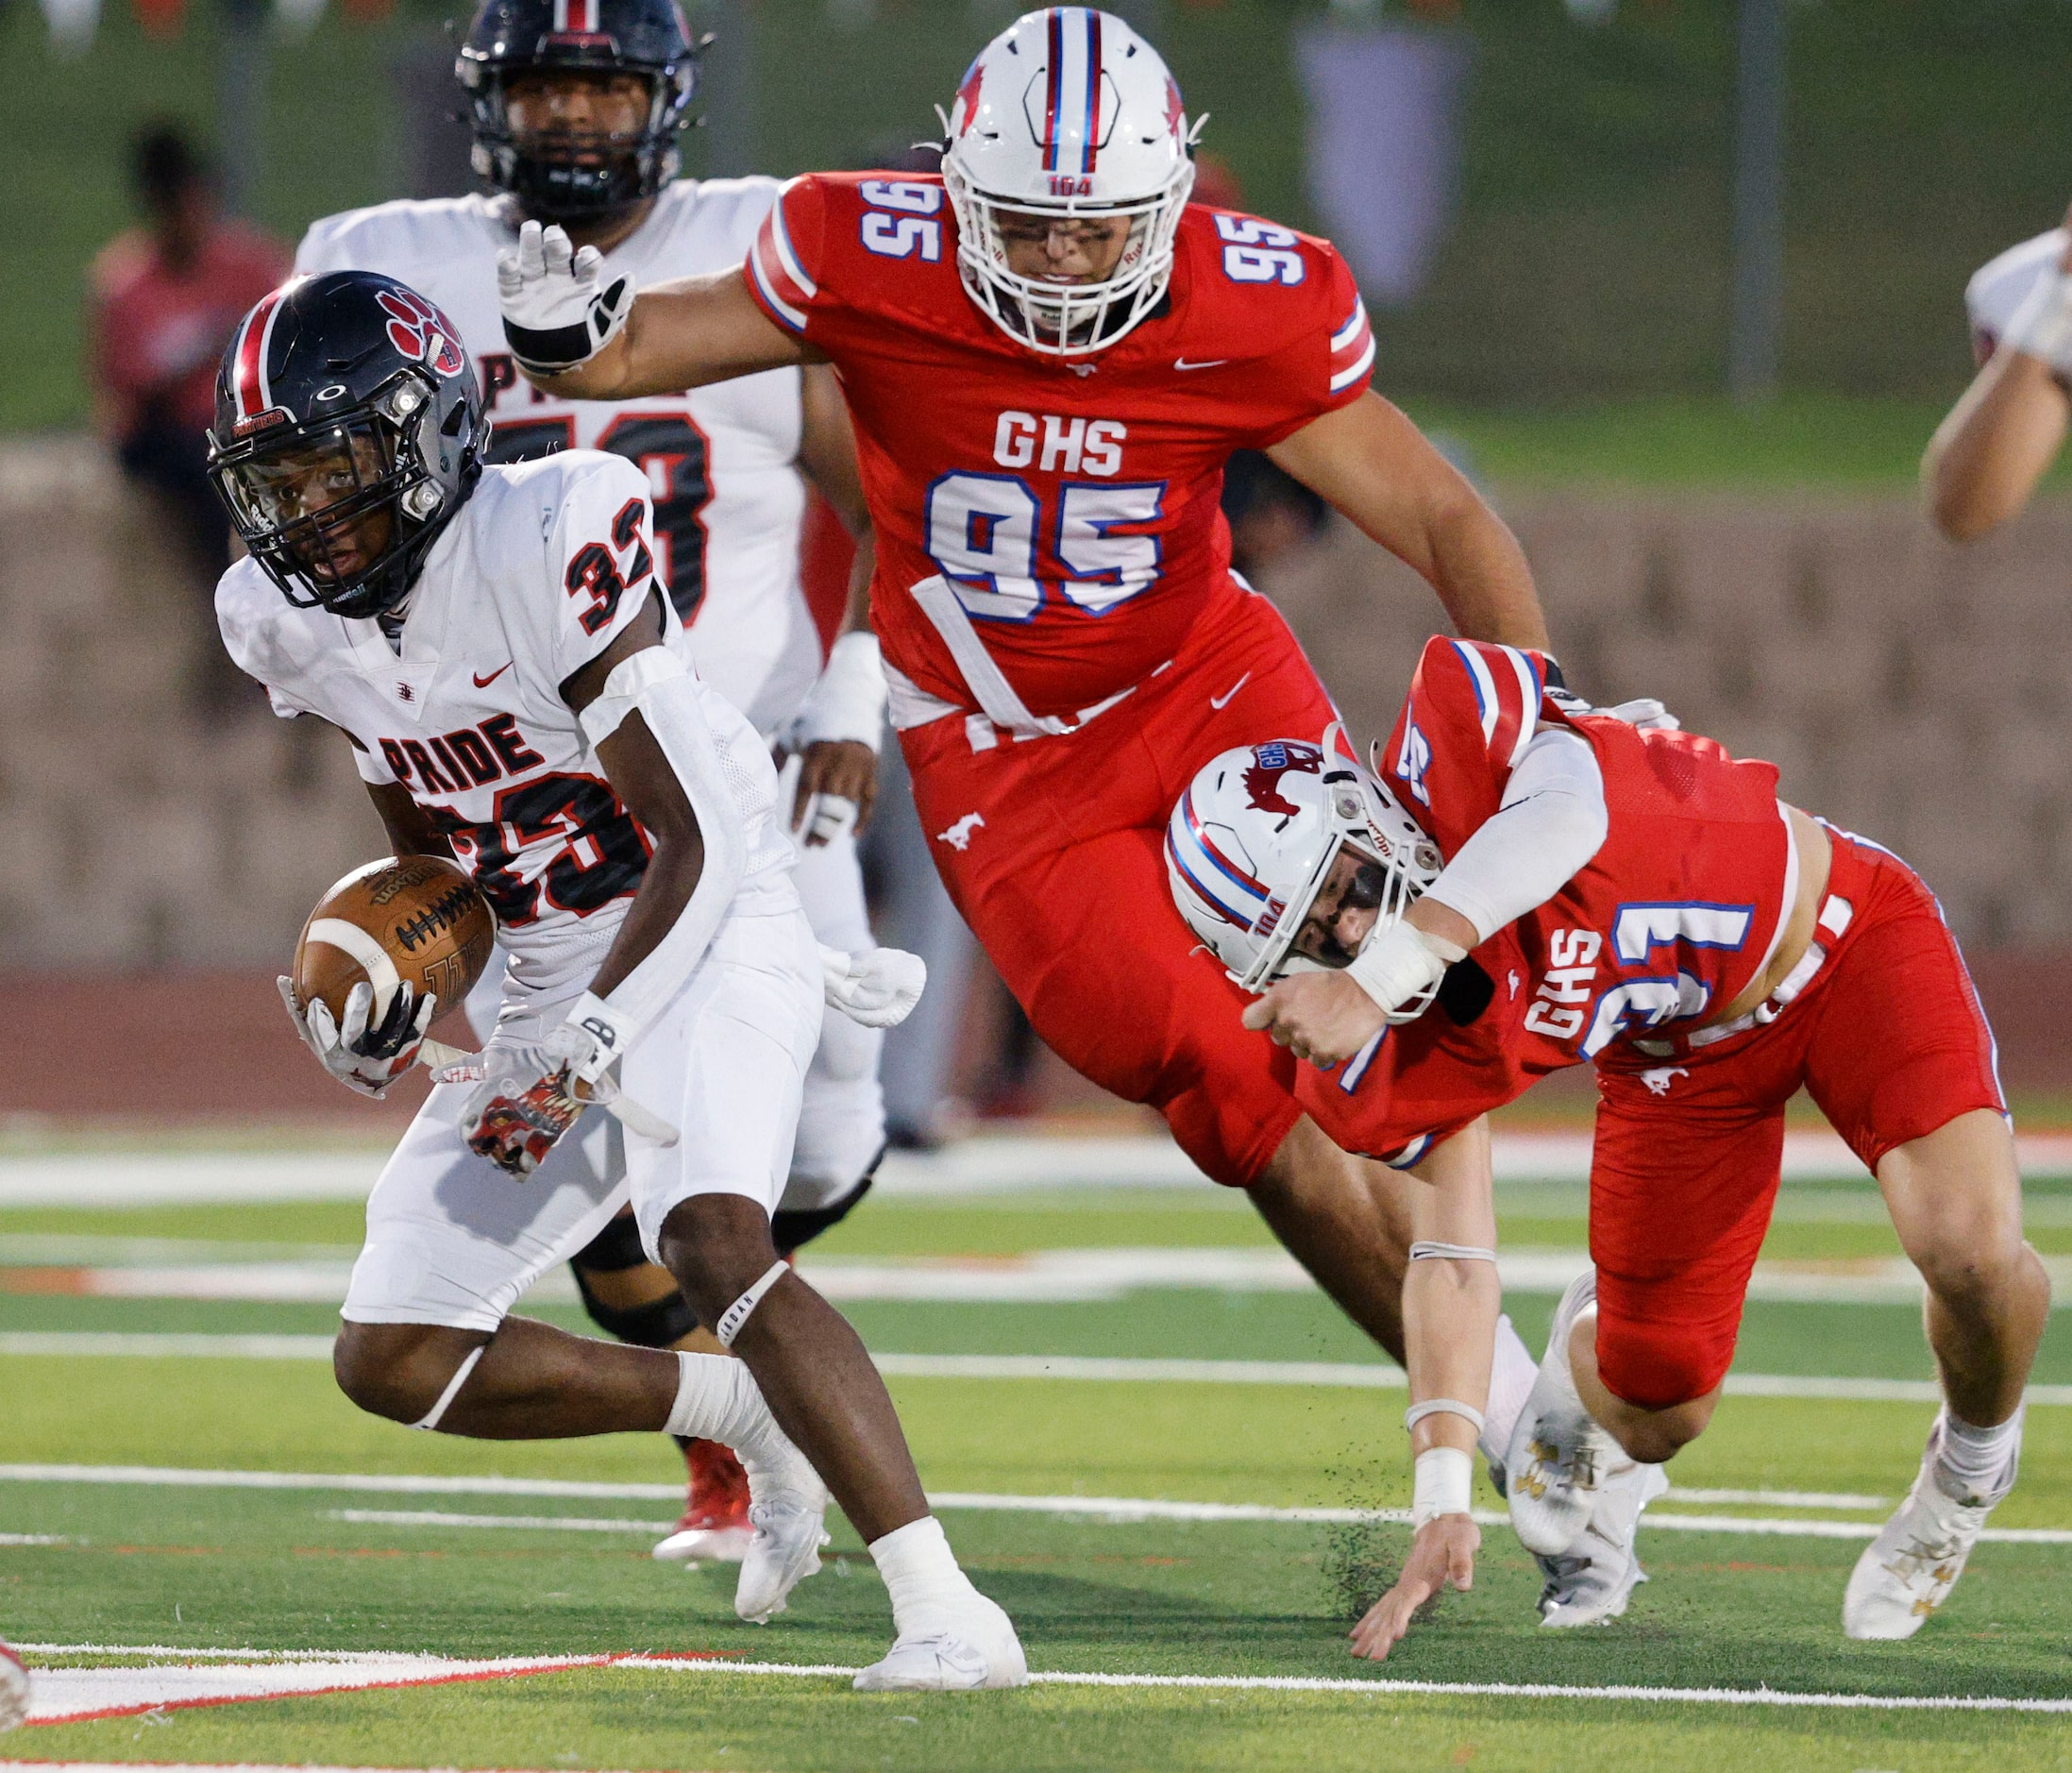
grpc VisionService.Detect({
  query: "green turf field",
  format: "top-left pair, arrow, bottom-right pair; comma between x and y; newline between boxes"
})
2,1166 -> 2068,1770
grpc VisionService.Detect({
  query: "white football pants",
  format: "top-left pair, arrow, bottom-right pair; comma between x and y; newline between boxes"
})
463,825 -> 885,1220
346,899 -> 821,1332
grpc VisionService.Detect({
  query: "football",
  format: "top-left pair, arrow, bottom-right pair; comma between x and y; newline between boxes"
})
291,854 -> 496,1025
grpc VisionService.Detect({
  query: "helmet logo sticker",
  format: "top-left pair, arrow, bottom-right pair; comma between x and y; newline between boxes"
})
1242,740 -> 1322,819
376,288 -> 467,380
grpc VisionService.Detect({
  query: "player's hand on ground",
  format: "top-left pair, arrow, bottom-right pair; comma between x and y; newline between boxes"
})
497,220 -> 634,376
1349,1515 -> 1480,1662
788,739 -> 878,846
1243,971 -> 1386,1068
278,975 -> 434,1098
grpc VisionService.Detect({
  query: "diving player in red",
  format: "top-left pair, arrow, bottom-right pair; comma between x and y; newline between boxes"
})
1190,639 -> 2051,1650
497,7 -> 1552,1426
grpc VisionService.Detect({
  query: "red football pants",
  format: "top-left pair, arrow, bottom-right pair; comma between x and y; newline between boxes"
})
900,588 -> 1339,1187
1589,832 -> 2007,1410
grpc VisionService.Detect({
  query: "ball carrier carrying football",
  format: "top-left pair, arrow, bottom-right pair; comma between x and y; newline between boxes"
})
211,268 -> 1024,1691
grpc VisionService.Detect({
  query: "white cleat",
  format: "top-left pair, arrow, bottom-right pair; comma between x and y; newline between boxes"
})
853,1593 -> 1028,1692
1507,1270 -> 1614,1556
652,1524 -> 755,1566
1537,1459 -> 1669,1628
733,1491 -> 832,1624
733,1431 -> 832,1624
1844,1410 -> 2016,1641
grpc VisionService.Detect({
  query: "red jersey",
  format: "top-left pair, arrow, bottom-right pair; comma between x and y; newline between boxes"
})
1300,636 -> 1795,1157
743,174 -> 1373,719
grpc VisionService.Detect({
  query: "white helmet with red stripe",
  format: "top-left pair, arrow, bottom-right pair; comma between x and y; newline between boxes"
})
939,7 -> 1198,355
1166,725 -> 1443,1004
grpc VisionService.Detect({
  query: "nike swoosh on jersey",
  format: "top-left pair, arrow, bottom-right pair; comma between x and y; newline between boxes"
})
473,661 -> 515,687
1209,671 -> 1252,710
1174,358 -> 1230,371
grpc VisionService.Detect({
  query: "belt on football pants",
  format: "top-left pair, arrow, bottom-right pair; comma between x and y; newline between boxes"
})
895,573 -> 1167,753
1629,891 -> 1856,1058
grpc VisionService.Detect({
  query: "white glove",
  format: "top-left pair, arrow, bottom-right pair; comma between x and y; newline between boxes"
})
1600,698 -> 1680,732
278,975 -> 434,1099
2002,266 -> 2072,375
819,943 -> 926,1029
437,1015 -> 604,1178
1346,920 -> 1464,1023
497,221 -> 635,376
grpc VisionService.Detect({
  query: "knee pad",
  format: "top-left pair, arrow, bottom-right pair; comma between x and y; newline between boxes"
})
570,1263 -> 701,1347
570,1211 -> 649,1275
772,1163 -> 879,1256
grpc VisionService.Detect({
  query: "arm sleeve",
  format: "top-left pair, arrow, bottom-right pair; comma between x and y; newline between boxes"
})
545,457 -> 675,687
1322,248 -> 1375,409
742,176 -> 834,341
1242,242 -> 1376,449
1419,727 -> 1609,944
575,649 -> 745,1042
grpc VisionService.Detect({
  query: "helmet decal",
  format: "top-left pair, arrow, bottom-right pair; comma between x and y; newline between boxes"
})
376,287 -> 468,380
229,283 -> 294,429
1242,742 -> 1322,819
952,55 -> 985,136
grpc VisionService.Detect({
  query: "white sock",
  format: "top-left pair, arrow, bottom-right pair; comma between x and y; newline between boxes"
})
1479,1313 -> 1538,1467
663,1351 -> 807,1493
869,1514 -> 978,1639
1934,1405 -> 2024,1505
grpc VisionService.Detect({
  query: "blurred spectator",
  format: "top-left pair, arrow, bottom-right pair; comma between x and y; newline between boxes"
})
87,121 -> 290,718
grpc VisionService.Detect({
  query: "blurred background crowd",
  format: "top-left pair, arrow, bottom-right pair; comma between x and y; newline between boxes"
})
3,0 -> 2072,1135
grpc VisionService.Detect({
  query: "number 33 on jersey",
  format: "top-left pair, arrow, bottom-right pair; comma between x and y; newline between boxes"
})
744,172 -> 1376,722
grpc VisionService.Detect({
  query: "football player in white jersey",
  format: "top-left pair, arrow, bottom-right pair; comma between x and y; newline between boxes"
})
209,270 -> 1026,1691
294,0 -> 891,1562
1925,201 -> 2072,539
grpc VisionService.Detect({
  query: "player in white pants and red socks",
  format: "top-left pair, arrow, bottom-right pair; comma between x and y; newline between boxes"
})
210,268 -> 1024,1691
294,0 -> 892,1562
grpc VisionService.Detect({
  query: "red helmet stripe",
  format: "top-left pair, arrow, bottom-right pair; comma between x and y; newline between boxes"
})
232,285 -> 288,422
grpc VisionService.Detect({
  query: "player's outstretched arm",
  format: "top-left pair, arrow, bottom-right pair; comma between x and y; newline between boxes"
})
784,363 -> 884,845
1268,392 -> 1548,652
1925,201 -> 2072,541
1350,1119 -> 1498,1663
501,221 -> 814,400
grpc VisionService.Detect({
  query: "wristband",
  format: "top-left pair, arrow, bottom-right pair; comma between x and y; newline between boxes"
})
1347,920 -> 1463,1022
2002,268 -> 2072,375
1411,1445 -> 1474,1528
793,632 -> 887,753
561,990 -> 633,1089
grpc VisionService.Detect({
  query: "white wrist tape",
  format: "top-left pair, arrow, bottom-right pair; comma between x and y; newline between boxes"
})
2002,267 -> 2072,374
715,1258 -> 792,1347
1411,1445 -> 1474,1528
1405,1397 -> 1487,1435
1347,920 -> 1463,1020
793,632 -> 887,752
1422,726 -> 1608,943
1409,1241 -> 1497,1264
577,648 -> 745,1044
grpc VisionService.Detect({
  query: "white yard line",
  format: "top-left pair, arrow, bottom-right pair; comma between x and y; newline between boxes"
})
6,1649 -> 2067,1718
11,1248 -> 2070,1308
6,1132 -> 2072,1207
8,1338 -> 2071,1408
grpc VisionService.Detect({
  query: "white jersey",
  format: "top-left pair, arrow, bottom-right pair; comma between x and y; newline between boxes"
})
296,183 -> 822,737
1966,228 -> 2067,356
218,451 -> 796,1006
